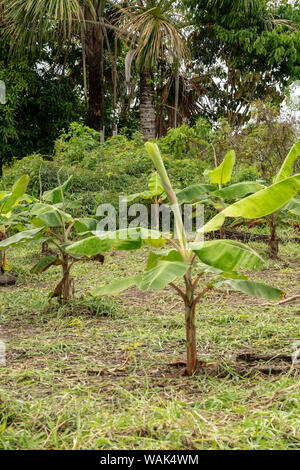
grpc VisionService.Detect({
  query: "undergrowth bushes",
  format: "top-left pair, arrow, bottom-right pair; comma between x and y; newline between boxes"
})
2,101 -> 299,218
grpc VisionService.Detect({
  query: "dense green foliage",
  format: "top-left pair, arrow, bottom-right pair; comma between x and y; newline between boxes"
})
0,40 -> 85,174
1,0 -> 300,165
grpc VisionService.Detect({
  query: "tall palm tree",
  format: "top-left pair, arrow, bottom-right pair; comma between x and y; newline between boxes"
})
120,0 -> 186,140
1,0 -> 115,132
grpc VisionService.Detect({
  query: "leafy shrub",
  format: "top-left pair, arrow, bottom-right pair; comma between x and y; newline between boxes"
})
159,120 -> 213,160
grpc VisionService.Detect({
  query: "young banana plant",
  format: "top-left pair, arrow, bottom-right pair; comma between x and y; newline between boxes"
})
178,142 -> 300,257
66,144 -> 300,376
0,176 -> 105,302
0,175 -> 30,274
126,172 -> 165,230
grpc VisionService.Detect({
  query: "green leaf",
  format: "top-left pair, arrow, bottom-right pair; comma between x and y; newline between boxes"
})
11,175 -> 30,200
274,142 -> 300,183
31,256 -> 61,274
30,203 -> 72,227
91,276 -> 142,296
205,150 -> 236,185
99,228 -> 167,248
213,182 -> 265,200
221,279 -> 284,300
146,249 -> 183,270
73,218 -> 98,233
176,184 -> 215,203
31,211 -> 64,228
202,174 -> 300,233
0,227 -> 44,250
66,236 -> 113,257
138,261 -> 189,291
191,240 -> 264,272
148,172 -> 164,195
0,175 -> 30,215
43,175 -> 73,204
126,190 -> 156,202
285,197 -> 300,216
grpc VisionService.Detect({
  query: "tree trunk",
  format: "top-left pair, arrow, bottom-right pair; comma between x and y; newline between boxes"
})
268,222 -> 279,258
52,257 -> 73,303
220,223 -> 226,240
62,266 -> 72,302
185,305 -> 197,376
0,230 -> 7,273
185,269 -> 198,376
85,22 -> 104,132
140,71 -> 156,140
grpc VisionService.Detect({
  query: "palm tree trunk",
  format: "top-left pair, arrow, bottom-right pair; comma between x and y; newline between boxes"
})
140,71 -> 156,140
85,22 -> 104,132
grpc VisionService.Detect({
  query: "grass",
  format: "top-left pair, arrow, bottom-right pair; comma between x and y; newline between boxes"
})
0,236 -> 299,450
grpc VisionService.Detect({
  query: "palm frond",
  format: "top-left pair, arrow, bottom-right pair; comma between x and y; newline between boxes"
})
2,0 -> 96,52
118,1 -> 187,72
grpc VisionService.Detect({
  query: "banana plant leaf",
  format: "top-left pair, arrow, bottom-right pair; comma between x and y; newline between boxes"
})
213,182 -> 266,200
0,227 -> 44,250
138,261 -> 189,291
274,142 -> 300,183
176,184 -> 216,203
0,175 -> 30,215
42,175 -> 73,204
91,276 -> 142,296
190,240 -> 265,272
202,174 -> 300,233
219,278 -> 284,300
31,256 -> 62,274
204,150 -> 236,186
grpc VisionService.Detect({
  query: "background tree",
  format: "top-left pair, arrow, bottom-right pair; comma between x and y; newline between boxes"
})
0,37 -> 85,176
2,0 -> 126,132
182,0 -> 300,126
119,0 -> 187,140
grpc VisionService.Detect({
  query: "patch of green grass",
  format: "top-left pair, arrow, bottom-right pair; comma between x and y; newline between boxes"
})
0,240 -> 299,449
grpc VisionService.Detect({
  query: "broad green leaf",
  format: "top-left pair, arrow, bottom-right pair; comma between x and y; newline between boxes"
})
146,249 -> 183,271
11,175 -> 30,200
126,190 -> 156,202
74,218 -> 98,233
285,197 -> 300,216
148,172 -> 164,195
67,227 -> 168,256
96,228 -> 167,248
126,173 -> 164,202
176,184 -> 215,203
31,203 -> 72,221
202,174 -> 300,233
31,210 -> 64,228
31,256 -> 61,274
30,203 -> 72,226
220,279 -> 284,300
0,227 -> 44,250
191,240 -> 264,272
219,272 -> 248,280
0,175 -> 30,214
138,261 -> 189,291
274,142 -> 300,183
43,175 -> 73,204
91,276 -> 142,296
213,182 -> 265,200
66,237 -> 113,256
205,151 -> 236,185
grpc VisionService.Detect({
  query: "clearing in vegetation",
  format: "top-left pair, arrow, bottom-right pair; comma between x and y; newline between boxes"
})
0,237 -> 299,450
